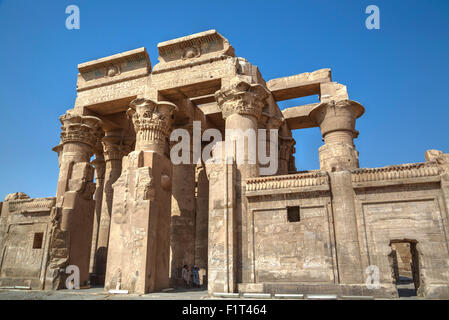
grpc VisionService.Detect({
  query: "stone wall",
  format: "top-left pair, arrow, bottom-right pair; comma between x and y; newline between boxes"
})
3,30 -> 449,299
352,162 -> 449,298
0,194 -> 56,289
243,161 -> 449,298
246,172 -> 336,286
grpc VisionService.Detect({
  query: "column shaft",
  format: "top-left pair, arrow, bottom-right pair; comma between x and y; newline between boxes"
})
95,158 -> 122,283
89,156 -> 105,279
311,100 -> 365,284
47,112 -> 101,289
95,132 -> 133,284
209,77 -> 269,292
170,163 -> 196,286
104,98 -> 177,294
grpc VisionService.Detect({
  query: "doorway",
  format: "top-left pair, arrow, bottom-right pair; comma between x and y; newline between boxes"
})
389,240 -> 420,297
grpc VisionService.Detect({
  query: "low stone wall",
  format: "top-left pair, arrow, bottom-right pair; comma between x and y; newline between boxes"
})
0,194 -> 56,290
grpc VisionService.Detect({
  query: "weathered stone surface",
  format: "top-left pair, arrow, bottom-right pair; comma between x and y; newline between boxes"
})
2,30 -> 449,299
267,68 -> 331,101
169,162 -> 196,286
104,151 -> 172,294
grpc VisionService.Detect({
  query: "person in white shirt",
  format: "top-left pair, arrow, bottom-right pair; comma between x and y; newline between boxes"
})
182,265 -> 190,287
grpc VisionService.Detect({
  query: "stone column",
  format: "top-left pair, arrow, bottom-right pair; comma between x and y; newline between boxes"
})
209,77 -> 269,292
279,137 -> 295,175
310,100 -> 364,172
311,100 -> 365,284
328,171 -> 364,284
89,152 -> 105,281
169,125 -> 196,287
205,154 -> 237,294
104,98 -> 177,294
48,111 -> 102,289
94,132 -> 133,284
425,150 -> 449,291
194,163 -> 209,286
55,113 -> 102,202
261,116 -> 283,175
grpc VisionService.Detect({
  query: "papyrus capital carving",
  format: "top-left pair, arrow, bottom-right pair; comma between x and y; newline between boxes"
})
59,111 -> 103,149
215,78 -> 270,120
127,98 -> 178,151
102,136 -> 134,162
279,136 -> 296,161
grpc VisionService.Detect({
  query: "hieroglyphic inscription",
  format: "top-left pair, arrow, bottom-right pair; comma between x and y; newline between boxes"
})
75,77 -> 146,107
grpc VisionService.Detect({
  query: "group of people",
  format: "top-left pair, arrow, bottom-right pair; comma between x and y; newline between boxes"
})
182,265 -> 201,288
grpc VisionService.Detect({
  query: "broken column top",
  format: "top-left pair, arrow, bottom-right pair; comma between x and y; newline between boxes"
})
153,29 -> 235,72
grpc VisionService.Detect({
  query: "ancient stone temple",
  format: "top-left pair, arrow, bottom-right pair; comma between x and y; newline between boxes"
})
1,30 -> 449,298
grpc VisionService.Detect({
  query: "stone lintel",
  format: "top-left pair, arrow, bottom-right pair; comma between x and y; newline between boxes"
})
156,30 -> 234,63
197,102 -> 220,115
191,93 -> 216,105
281,103 -> 320,130
76,48 -> 151,92
158,78 -> 222,101
267,68 -> 332,101
78,47 -> 150,73
282,99 -> 364,131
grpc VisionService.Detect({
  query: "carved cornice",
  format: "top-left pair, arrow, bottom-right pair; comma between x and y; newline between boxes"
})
215,78 -> 270,120
128,98 -> 178,148
8,197 -> 56,214
246,171 -> 328,192
59,112 -> 103,149
351,162 -> 440,183
153,29 -> 235,74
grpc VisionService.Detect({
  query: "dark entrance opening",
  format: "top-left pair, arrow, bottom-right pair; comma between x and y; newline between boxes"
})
389,240 -> 420,297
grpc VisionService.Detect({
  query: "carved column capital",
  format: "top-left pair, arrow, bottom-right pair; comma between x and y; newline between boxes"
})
310,100 -> 364,172
266,116 -> 284,131
279,136 -> 295,161
102,135 -> 134,162
310,99 -> 364,139
93,132 -> 106,157
128,98 -> 178,152
215,78 -> 270,120
59,111 -> 103,149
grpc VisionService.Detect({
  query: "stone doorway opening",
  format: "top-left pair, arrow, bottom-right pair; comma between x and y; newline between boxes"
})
389,240 -> 420,297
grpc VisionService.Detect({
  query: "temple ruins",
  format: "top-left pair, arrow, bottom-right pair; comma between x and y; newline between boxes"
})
1,30 -> 449,298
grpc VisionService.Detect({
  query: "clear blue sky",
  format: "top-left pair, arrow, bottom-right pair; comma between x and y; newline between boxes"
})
0,0 -> 448,199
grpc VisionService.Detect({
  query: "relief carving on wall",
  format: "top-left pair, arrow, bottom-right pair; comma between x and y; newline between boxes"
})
105,65 -> 121,78
181,46 -> 201,60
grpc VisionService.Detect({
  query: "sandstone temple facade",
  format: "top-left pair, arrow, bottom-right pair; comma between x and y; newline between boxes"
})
1,30 -> 449,298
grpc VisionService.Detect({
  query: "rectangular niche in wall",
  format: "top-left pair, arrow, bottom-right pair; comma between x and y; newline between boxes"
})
32,232 -> 44,249
287,206 -> 300,222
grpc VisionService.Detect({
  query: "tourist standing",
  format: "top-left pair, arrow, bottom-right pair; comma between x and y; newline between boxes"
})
192,265 -> 200,287
182,265 -> 190,287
